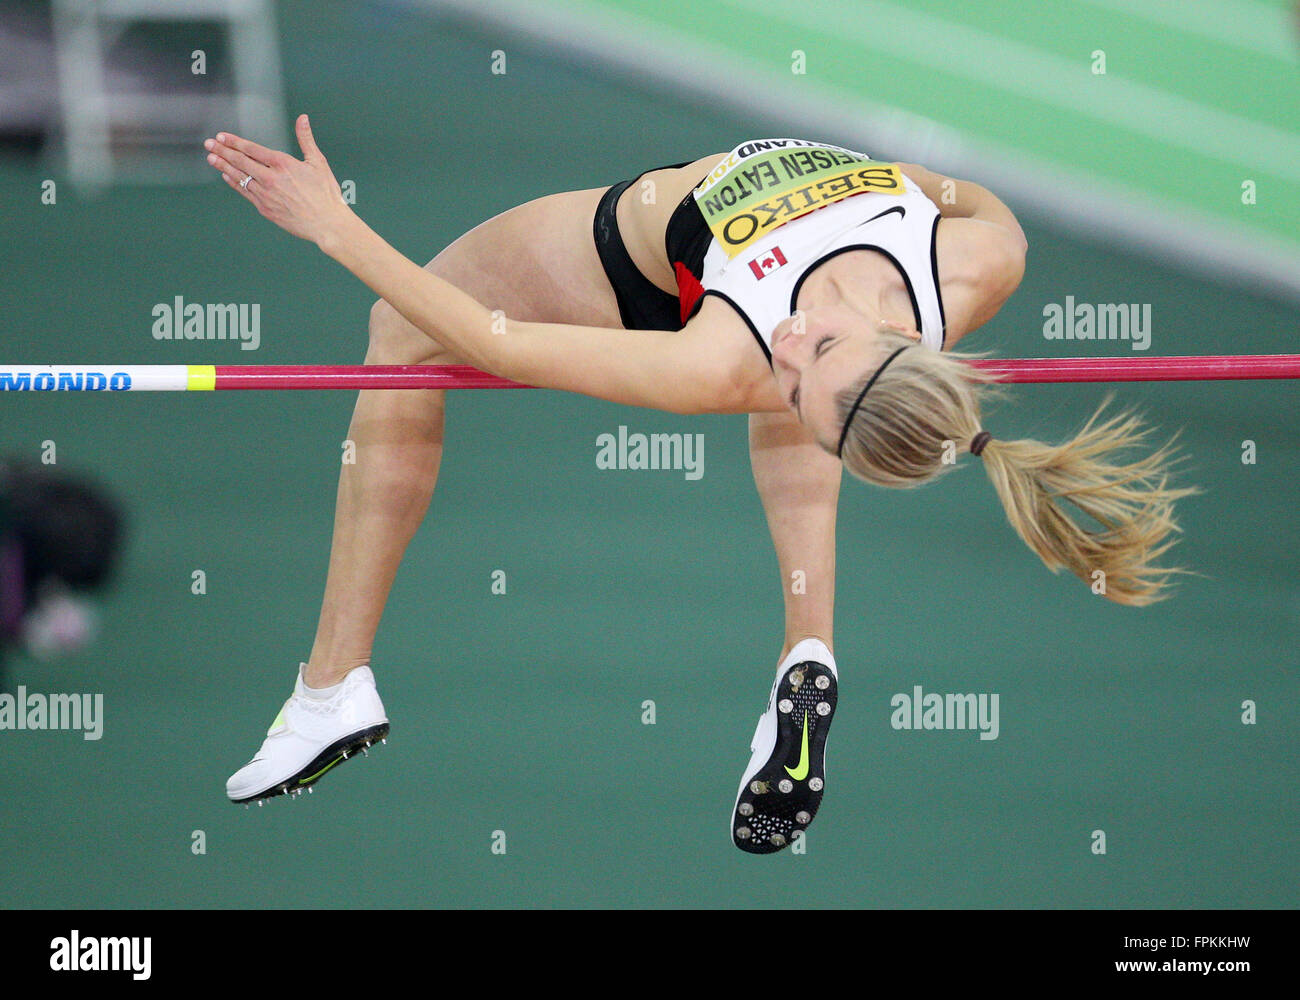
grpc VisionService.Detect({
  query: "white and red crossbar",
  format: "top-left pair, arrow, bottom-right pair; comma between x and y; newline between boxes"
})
1,356 -> 1299,392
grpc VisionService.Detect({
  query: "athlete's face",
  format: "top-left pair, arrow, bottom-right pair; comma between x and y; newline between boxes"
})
769,307 -> 922,453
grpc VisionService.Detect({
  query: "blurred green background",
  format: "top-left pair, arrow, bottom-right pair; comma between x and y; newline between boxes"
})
0,0 -> 1296,908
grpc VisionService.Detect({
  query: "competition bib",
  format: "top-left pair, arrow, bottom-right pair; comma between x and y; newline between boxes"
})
694,139 -> 904,258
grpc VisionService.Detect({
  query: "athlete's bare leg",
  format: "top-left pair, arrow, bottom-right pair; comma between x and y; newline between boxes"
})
748,411 -> 841,662
303,188 -> 621,687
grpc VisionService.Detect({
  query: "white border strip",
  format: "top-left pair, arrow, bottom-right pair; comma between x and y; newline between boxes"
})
0,366 -> 192,391
407,0 -> 1300,305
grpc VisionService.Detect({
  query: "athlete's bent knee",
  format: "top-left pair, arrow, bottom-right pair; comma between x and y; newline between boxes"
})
367,298 -> 451,365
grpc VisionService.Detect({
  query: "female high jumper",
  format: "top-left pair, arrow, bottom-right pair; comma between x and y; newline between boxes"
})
206,117 -> 1189,854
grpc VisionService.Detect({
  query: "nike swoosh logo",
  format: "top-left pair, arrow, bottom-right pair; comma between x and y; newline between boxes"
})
785,710 -> 810,780
863,205 -> 906,225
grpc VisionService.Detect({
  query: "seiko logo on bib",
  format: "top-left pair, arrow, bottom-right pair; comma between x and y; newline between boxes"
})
695,140 -> 904,258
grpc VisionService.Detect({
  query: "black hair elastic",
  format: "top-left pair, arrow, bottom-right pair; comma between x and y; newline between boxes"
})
969,430 -> 994,457
835,345 -> 911,458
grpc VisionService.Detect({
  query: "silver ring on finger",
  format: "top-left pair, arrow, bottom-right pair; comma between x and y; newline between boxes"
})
239,173 -> 252,190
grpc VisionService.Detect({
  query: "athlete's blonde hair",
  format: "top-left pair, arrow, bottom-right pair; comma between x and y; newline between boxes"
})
835,331 -> 1198,606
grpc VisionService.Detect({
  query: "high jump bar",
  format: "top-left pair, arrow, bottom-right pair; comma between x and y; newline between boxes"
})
1,355 -> 1299,391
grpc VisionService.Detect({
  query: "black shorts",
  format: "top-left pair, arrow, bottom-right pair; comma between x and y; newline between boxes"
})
592,167 -> 688,332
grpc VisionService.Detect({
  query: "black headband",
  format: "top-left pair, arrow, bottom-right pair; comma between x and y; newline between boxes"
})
836,345 -> 911,458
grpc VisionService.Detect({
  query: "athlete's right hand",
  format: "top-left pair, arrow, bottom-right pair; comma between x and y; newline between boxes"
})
204,114 -> 351,249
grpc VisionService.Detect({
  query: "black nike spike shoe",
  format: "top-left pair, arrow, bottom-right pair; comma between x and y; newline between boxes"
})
731,638 -> 838,854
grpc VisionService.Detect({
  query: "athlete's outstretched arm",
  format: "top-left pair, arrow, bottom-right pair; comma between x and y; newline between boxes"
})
896,162 -> 1028,247
894,161 -> 1027,342
205,118 -> 764,415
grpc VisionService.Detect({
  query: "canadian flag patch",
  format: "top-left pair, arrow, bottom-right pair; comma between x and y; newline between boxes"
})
748,246 -> 788,280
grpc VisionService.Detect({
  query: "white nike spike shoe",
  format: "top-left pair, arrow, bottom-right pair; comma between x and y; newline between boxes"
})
226,665 -> 389,805
731,638 -> 838,854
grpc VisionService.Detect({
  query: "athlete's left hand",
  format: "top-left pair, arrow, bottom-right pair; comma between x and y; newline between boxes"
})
205,114 -> 349,248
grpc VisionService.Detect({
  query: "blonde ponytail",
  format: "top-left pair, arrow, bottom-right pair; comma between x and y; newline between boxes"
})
836,333 -> 1198,606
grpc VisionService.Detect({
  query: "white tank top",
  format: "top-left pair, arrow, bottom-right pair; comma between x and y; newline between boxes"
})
686,139 -> 946,354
